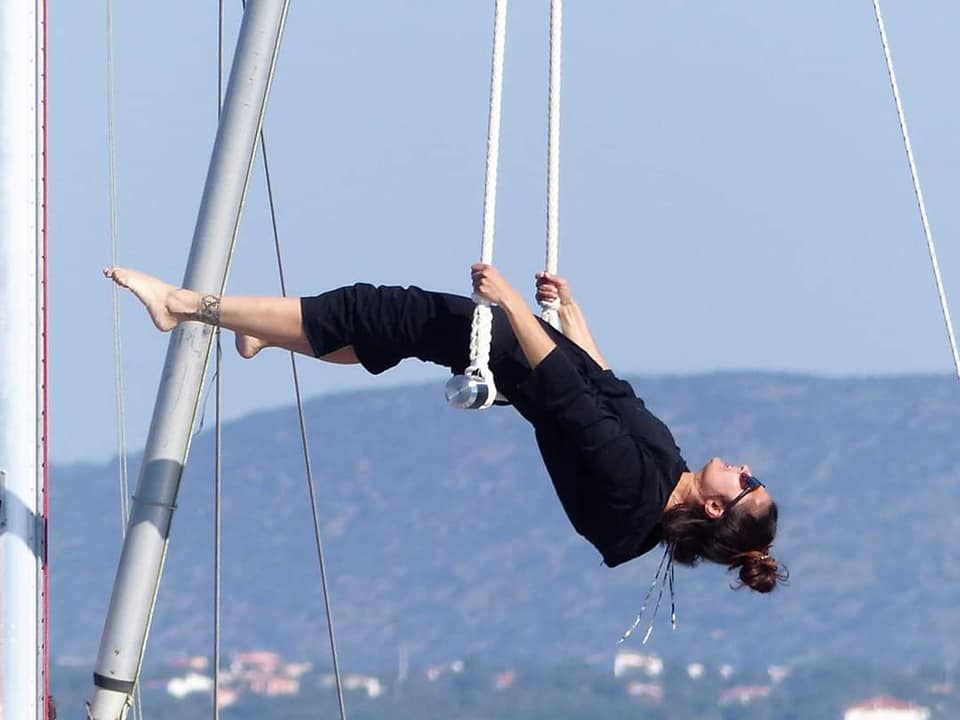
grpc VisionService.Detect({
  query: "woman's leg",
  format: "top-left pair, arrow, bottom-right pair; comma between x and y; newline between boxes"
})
235,331 -> 358,362
299,283 -> 479,375
103,266 -> 360,363
104,266 -> 525,379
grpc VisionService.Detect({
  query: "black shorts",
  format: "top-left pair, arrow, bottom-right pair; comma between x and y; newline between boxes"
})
299,284 -> 535,394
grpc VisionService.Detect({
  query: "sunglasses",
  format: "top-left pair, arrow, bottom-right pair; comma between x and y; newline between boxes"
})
724,474 -> 765,512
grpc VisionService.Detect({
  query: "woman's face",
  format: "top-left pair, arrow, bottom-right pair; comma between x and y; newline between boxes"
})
699,457 -> 773,518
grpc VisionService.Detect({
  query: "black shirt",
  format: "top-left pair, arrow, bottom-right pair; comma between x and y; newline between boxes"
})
508,338 -> 689,568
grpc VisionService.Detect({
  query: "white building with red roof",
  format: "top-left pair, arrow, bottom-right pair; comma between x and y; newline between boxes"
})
719,685 -> 771,706
613,651 -> 663,678
843,696 -> 930,720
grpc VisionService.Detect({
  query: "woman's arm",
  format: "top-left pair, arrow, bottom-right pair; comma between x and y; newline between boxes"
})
536,272 -> 610,370
473,264 -> 646,488
472,263 -> 555,368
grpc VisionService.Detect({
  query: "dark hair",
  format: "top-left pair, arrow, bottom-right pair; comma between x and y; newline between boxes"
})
660,501 -> 787,593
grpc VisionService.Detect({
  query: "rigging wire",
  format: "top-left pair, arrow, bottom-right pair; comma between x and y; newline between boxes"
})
105,0 -> 128,533
257,110 -> 350,720
241,0 -> 348,713
208,1 -> 348,718
105,1 -> 143,718
872,0 -> 960,380
213,6 -> 225,719
213,335 -> 223,720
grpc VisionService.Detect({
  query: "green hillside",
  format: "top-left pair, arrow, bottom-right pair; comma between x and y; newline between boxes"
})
51,373 -> 960,675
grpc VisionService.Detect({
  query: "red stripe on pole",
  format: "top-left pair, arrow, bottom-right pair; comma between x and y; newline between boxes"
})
41,0 -> 49,716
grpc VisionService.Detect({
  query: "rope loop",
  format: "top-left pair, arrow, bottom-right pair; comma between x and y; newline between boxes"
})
539,298 -> 560,329
466,303 -> 498,402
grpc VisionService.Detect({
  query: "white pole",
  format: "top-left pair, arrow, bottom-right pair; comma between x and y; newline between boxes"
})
86,1 -> 289,717
0,1 -> 48,719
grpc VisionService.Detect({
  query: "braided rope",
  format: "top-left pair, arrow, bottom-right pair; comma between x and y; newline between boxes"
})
540,0 -> 562,329
467,0 -> 509,390
872,0 -> 960,379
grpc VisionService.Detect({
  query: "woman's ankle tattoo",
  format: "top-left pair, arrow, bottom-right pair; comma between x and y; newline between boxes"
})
197,294 -> 222,326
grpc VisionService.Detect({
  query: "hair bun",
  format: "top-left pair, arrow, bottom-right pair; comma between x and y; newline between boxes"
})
733,549 -> 787,593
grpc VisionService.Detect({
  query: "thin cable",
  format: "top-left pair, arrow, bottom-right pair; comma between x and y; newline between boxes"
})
105,0 -> 128,528
872,0 -> 960,379
259,128 -> 349,720
466,0 -> 509,390
213,334 -> 223,720
242,0 -> 348,714
540,0 -> 562,329
213,5 -> 225,718
218,0 -> 225,112
106,2 -> 142,717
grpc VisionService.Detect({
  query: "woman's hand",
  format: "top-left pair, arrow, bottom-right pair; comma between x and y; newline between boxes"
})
472,263 -> 521,307
535,270 -> 610,369
535,271 -> 574,306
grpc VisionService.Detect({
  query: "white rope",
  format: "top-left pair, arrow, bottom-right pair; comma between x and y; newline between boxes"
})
872,0 -> 960,380
540,0 -> 562,330
467,0 -> 509,390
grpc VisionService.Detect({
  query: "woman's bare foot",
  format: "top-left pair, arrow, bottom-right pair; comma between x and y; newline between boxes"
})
103,266 -> 192,332
234,332 -> 267,359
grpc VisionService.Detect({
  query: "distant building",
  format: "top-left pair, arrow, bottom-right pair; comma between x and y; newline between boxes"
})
231,650 -> 281,674
767,665 -> 790,684
719,685 -> 771,706
284,661 -> 313,679
167,672 -> 213,699
425,660 -> 465,682
844,696 -> 930,720
248,673 -> 299,696
626,681 -> 664,703
171,655 -> 209,672
345,674 -> 384,698
225,650 -> 306,698
614,651 -> 664,678
216,686 -> 239,709
320,673 -> 384,698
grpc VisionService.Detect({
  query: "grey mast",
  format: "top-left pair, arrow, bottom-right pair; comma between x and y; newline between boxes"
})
0,1 -> 48,718
86,1 -> 289,717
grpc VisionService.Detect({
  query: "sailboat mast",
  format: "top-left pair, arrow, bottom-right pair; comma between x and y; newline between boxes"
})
86,1 -> 289,717
0,1 -> 48,719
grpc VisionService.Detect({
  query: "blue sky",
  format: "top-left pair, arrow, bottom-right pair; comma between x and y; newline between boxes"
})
49,2 -> 960,462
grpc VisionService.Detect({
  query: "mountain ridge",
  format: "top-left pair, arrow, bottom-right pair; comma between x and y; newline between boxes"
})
51,371 -> 960,675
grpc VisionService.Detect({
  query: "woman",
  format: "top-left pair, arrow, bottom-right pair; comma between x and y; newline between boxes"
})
104,263 -> 784,595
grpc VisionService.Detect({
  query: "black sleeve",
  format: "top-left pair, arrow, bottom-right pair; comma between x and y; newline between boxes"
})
524,348 -> 649,500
